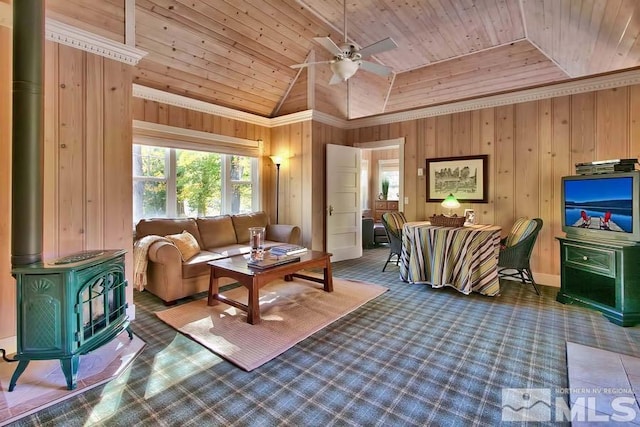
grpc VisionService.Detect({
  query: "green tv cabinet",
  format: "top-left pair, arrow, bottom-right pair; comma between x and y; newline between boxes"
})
556,237 -> 640,327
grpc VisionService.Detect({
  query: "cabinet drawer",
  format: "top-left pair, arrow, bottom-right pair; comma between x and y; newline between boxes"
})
564,243 -> 616,278
387,201 -> 399,209
374,201 -> 388,210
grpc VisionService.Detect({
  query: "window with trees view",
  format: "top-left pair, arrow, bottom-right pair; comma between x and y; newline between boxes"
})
133,144 -> 258,224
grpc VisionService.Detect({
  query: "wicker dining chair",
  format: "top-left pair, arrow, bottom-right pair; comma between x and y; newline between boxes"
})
381,211 -> 407,272
497,217 -> 544,295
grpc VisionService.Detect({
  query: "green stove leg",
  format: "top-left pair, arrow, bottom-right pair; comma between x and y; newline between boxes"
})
8,360 -> 30,391
60,355 -> 79,390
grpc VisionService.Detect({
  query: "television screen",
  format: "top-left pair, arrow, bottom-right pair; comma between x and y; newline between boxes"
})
564,176 -> 633,234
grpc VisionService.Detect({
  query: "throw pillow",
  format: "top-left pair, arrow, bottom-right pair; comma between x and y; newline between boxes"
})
165,230 -> 201,261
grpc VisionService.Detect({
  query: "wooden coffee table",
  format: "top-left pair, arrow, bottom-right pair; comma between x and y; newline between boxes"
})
207,251 -> 333,324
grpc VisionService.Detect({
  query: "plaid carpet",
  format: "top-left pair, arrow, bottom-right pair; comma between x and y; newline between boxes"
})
9,246 -> 640,426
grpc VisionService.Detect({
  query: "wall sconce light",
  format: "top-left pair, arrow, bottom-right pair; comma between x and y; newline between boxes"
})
441,193 -> 460,216
269,155 -> 283,224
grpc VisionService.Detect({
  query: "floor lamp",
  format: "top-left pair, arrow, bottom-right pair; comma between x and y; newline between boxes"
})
269,155 -> 282,224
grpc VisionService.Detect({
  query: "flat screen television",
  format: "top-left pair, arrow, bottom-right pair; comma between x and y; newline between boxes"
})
561,171 -> 640,242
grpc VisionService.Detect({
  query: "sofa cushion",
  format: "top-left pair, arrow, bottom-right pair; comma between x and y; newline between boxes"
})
164,231 -> 201,261
231,211 -> 269,243
197,215 -> 238,249
135,218 -> 204,248
182,250 -> 227,279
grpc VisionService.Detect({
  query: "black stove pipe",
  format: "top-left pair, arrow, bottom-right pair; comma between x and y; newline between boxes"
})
11,0 -> 44,267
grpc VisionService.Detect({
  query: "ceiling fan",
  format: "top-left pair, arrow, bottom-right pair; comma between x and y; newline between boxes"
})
291,1 -> 398,85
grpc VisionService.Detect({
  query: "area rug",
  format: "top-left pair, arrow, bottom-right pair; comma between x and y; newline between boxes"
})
0,331 -> 145,426
155,277 -> 388,371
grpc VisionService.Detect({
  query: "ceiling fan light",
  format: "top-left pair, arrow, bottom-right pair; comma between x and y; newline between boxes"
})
330,60 -> 360,81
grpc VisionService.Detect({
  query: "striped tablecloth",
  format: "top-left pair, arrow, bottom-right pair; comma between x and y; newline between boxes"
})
399,222 -> 502,296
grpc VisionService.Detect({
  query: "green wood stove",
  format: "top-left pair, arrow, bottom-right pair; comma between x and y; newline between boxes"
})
9,249 -> 131,391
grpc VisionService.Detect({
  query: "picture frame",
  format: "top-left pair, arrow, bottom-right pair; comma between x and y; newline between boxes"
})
464,208 -> 476,224
425,155 -> 488,203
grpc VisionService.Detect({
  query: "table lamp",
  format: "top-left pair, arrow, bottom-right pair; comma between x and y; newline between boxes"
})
441,193 -> 460,216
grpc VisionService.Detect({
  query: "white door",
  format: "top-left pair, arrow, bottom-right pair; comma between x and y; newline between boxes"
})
326,144 -> 362,262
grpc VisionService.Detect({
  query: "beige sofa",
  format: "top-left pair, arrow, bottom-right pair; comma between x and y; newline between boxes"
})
134,211 -> 301,304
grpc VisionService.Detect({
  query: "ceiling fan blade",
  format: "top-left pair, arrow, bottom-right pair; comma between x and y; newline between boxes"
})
313,37 -> 344,57
360,60 -> 393,76
290,60 -> 334,69
357,37 -> 398,58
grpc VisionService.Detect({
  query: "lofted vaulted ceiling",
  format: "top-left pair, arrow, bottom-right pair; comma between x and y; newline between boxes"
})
49,0 -> 640,120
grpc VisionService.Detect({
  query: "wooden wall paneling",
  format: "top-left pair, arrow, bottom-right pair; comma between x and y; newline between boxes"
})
0,17 -> 13,341
570,92 -> 596,165
451,111 -> 472,156
167,104 -> 187,128
43,42 -> 60,261
202,112 -> 213,133
158,102 -> 169,124
277,125 -> 292,225
514,101 -> 541,272
422,117 -> 437,218
143,99 -> 159,123
630,85 -> 640,160
537,98 -> 555,276
267,126 -> 282,224
186,108 -> 202,130
287,123 -> 303,232
57,45 -> 86,255
595,87 -> 629,159
401,120 -> 418,220
551,95 -> 572,274
234,119 -> 247,138
85,54 -> 105,250
102,59 -> 134,289
301,121 -> 313,247
435,115 -> 452,158
311,121 -> 325,250
514,101 -> 540,219
494,105 -> 515,229
221,117 -> 235,137
478,108 -> 495,225
403,123 -> 418,221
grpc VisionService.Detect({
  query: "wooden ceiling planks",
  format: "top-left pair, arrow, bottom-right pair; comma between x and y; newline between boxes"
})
39,1 -> 640,120
47,0 -> 125,42
386,41 -> 567,113
524,0 -> 640,77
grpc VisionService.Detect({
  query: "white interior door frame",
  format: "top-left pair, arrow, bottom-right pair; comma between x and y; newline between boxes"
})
354,137 -> 405,212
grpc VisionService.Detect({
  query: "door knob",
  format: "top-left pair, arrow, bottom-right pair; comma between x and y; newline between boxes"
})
329,205 -> 334,216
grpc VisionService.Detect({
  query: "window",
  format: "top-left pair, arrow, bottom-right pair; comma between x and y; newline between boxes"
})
379,159 -> 399,200
133,144 -> 258,223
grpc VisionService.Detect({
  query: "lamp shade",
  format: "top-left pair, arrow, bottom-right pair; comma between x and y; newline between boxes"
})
441,193 -> 460,210
269,155 -> 283,166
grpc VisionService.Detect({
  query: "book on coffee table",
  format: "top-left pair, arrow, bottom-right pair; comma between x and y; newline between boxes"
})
269,244 -> 307,256
247,255 -> 301,270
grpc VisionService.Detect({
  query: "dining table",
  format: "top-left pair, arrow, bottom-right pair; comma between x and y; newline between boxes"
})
399,221 -> 502,296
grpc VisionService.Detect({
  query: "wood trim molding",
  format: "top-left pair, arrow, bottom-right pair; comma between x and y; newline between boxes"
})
133,120 -> 261,148
134,69 -> 640,130
45,18 -> 147,65
133,84 -> 273,127
351,69 -> 640,128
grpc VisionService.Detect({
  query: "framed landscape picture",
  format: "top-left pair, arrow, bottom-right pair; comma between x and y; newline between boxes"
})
426,155 -> 488,203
